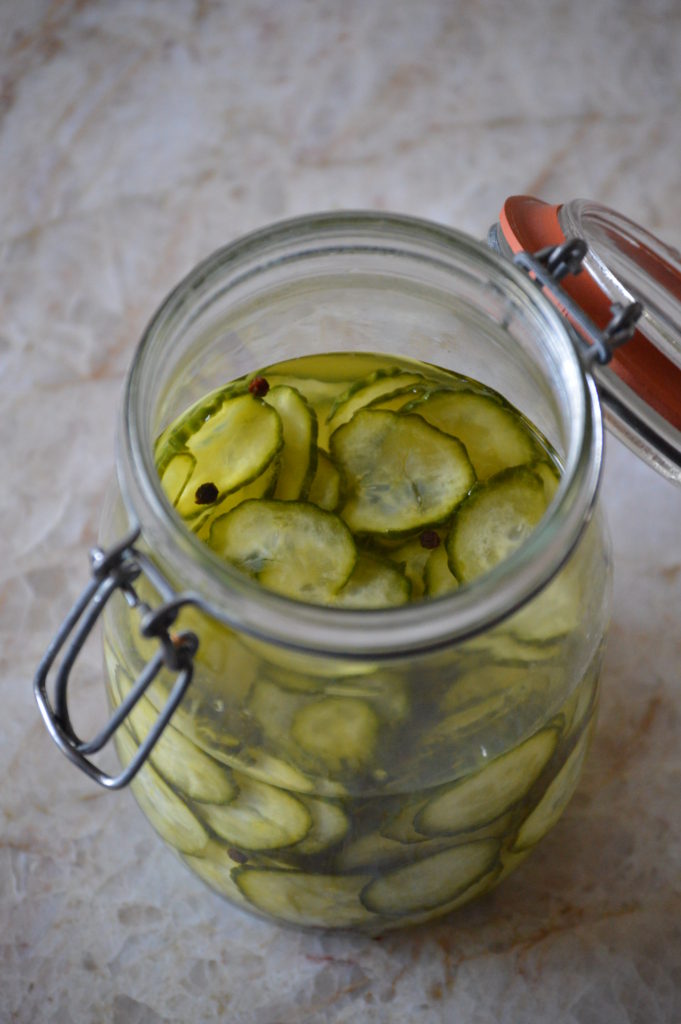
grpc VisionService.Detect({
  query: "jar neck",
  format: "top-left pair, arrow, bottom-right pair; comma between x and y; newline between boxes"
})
117,211 -> 603,658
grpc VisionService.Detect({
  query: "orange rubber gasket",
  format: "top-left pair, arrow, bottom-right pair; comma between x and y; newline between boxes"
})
500,195 -> 681,432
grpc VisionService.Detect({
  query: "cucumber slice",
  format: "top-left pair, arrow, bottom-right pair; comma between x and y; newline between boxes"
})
327,369 -> 424,435
367,385 -> 428,413
291,697 -> 379,775
513,720 -> 594,851
197,458 -> 279,541
307,448 -> 342,511
114,726 -> 209,856
199,772 -> 312,850
416,728 -> 559,836
294,797 -> 350,855
247,677 -> 311,771
462,630 -> 561,664
394,864 -> 503,928
173,611 -> 259,701
173,392 -> 283,520
505,562 -> 581,644
332,552 -> 411,608
531,458 -> 561,502
447,466 -> 547,582
234,866 -> 375,928
183,840 -> 257,908
379,795 -> 514,845
161,452 -> 196,507
209,499 -> 357,602
424,544 -> 459,597
227,748 -> 321,795
336,829 -> 456,872
125,693 -> 237,805
331,410 -> 475,536
154,379 -> 247,475
441,662 -> 530,712
324,670 -> 410,725
361,838 -> 499,916
408,389 -> 537,480
387,537 -> 435,599
264,385 -> 317,500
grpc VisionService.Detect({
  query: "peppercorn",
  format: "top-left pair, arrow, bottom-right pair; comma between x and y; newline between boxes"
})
195,481 -> 219,504
248,376 -> 270,397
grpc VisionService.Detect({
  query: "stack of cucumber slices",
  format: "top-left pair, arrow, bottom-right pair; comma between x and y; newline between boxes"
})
111,352 -> 595,931
156,353 -> 561,607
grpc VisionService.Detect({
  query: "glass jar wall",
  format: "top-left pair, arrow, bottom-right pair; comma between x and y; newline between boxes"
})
101,213 -> 610,931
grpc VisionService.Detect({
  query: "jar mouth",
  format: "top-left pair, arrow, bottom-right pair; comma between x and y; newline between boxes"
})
118,211 -> 603,658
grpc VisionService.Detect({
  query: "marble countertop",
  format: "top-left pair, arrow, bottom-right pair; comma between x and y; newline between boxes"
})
1,2 -> 680,1021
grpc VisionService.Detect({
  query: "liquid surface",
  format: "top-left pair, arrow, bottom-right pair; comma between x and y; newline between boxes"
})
155,352 -> 560,606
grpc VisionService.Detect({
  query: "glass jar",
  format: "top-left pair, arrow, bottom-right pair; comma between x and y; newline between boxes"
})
39,212 -> 612,933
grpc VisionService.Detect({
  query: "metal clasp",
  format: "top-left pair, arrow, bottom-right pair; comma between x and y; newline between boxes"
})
514,240 -> 643,367
34,527 -> 200,789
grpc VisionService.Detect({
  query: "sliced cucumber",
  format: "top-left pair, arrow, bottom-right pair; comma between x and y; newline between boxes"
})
172,611 -> 259,701
323,670 -> 410,725
408,389 -> 537,480
291,697 -> 379,775
196,458 -> 279,541
531,458 -> 561,502
387,537 -> 435,599
114,726 -> 209,856
247,677 -> 307,770
183,840 -> 256,908
234,866 -> 375,928
332,552 -> 411,608
154,379 -> 247,475
160,452 -> 196,507
307,448 -> 342,511
361,838 -> 499,916
424,543 -> 459,597
264,385 -> 317,500
173,392 -> 283,520
447,466 -> 547,582
125,693 -> 236,805
227,748 -> 321,795
416,728 -> 559,836
199,772 -> 312,850
327,368 -> 424,434
394,864 -> 503,928
294,797 -> 350,855
505,562 -> 581,644
462,630 -> 561,664
513,720 -> 594,851
367,385 -> 428,413
209,499 -> 357,602
331,410 -> 475,536
336,829 -> 455,872
440,663 -> 530,715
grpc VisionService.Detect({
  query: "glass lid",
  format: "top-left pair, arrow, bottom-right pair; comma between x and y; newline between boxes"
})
499,195 -> 681,483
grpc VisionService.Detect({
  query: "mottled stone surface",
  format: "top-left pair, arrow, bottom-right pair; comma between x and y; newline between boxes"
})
1,1 -> 680,1021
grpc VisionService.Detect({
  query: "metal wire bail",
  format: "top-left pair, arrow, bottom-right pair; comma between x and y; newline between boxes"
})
513,240 -> 643,368
33,527 -> 200,789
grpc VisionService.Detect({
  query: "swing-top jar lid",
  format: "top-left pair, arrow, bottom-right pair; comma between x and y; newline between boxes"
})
497,195 -> 681,482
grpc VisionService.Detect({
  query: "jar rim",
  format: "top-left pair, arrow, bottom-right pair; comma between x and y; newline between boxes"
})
118,210 -> 603,658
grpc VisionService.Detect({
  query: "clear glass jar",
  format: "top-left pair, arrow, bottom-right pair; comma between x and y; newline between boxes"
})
96,213 -> 609,932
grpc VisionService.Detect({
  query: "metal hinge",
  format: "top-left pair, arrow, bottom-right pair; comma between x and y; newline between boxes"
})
34,527 -> 200,789
513,239 -> 643,367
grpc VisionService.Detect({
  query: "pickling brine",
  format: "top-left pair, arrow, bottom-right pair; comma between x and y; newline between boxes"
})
102,350 -> 603,931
